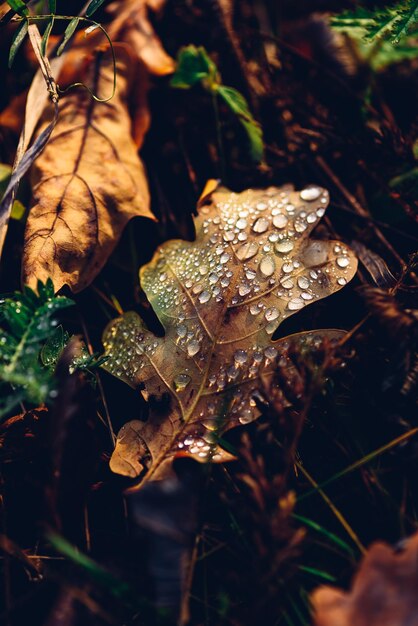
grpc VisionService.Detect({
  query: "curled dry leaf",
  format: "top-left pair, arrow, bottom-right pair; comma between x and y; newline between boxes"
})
102,182 -> 357,484
311,532 -> 418,626
22,45 -> 155,293
107,0 -> 175,76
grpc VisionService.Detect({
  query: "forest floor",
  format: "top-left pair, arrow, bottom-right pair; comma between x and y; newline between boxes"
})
0,1 -> 418,625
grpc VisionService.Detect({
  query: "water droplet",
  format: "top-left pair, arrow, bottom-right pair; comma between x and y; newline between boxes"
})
259,255 -> 275,277
234,349 -> 248,364
281,278 -> 294,289
295,218 -> 307,233
250,303 -> 262,315
192,283 -> 203,295
336,256 -> 349,268
307,212 -> 317,223
198,290 -> 211,304
282,262 -> 293,274
288,297 -> 304,310
257,201 -> 267,211
187,340 -> 200,357
303,242 -> 328,266
273,214 -> 288,229
177,324 -> 187,338
337,277 -> 347,286
246,269 -> 256,280
237,241 -> 259,261
239,409 -> 254,424
199,265 -> 209,275
227,365 -> 239,380
220,253 -> 230,264
265,307 -> 279,321
301,292 -> 313,300
173,373 -> 191,391
239,283 -> 251,297
297,276 -> 310,289
223,231 -> 235,242
236,218 -> 247,229
275,240 -> 294,254
159,272 -> 167,281
209,272 -> 219,284
300,186 -> 321,201
252,217 -> 269,233
264,346 -> 278,360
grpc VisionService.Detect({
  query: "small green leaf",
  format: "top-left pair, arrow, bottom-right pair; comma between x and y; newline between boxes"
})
8,19 -> 28,68
293,513 -> 354,556
57,17 -> 79,56
86,0 -> 107,18
0,164 -> 12,197
217,85 -> 264,162
41,17 -> 54,57
40,325 -> 68,370
170,45 -> 218,89
6,0 -> 28,16
10,200 -> 26,221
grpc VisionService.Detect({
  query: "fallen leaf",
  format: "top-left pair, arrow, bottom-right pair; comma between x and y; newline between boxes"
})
102,182 -> 357,484
107,0 -> 175,75
0,26 -> 65,258
311,532 -> 418,626
22,45 -> 155,293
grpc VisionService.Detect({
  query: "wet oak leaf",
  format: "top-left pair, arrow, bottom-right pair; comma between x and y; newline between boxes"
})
311,532 -> 418,626
22,46 -> 155,293
102,183 -> 357,484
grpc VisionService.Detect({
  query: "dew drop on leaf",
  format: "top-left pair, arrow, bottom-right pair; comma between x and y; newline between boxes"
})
300,186 -> 322,201
259,255 -> 276,277
173,373 -> 192,391
237,241 -> 259,261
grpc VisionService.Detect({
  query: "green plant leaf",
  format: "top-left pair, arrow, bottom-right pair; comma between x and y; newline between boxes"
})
41,17 -> 54,57
0,280 -> 74,417
86,0 -> 107,18
48,0 -> 56,12
170,45 -> 218,89
8,19 -> 28,68
57,16 -> 79,56
6,0 -> 28,16
218,85 -> 264,162
331,1 -> 418,44
171,45 -> 264,162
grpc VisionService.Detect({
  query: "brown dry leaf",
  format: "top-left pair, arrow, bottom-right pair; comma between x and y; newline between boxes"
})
102,182 -> 357,485
107,0 -> 175,76
22,45 -> 155,293
311,533 -> 418,626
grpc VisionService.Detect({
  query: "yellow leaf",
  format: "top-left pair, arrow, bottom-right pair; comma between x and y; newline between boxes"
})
22,46 -> 155,293
102,183 -> 357,485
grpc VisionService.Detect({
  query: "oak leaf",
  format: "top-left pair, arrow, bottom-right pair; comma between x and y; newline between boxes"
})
311,532 -> 418,626
102,182 -> 357,484
22,46 -> 155,293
